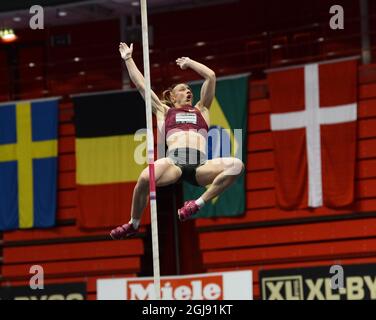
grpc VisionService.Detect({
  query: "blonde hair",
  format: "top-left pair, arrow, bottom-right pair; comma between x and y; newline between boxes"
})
161,84 -> 176,108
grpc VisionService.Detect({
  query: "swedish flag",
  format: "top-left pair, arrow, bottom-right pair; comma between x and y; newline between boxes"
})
0,98 -> 58,230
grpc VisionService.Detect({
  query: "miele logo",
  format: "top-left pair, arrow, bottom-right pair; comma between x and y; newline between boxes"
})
97,270 -> 253,300
127,276 -> 223,300
262,275 -> 376,300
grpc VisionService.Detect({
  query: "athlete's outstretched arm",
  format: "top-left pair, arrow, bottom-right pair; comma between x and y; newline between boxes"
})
176,57 -> 216,109
119,42 -> 167,114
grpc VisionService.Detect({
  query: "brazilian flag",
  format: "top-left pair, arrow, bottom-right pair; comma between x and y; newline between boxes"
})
0,98 -> 58,230
185,74 -> 249,218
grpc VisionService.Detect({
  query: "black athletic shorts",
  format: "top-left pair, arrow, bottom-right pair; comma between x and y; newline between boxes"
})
167,148 -> 207,186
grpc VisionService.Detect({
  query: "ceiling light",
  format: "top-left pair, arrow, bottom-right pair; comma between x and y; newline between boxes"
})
196,41 -> 206,47
29,62 -> 35,67
13,17 -> 21,22
0,29 -> 17,43
205,55 -> 214,60
58,10 -> 67,17
74,57 -> 81,62
131,1 -> 140,6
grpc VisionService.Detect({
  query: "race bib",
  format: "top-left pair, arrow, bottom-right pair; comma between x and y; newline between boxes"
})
175,113 -> 197,124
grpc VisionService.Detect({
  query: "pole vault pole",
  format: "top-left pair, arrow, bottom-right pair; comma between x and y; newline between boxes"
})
140,0 -> 161,300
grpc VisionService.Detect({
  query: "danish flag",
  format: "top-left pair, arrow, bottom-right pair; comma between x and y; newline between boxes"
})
267,59 -> 358,208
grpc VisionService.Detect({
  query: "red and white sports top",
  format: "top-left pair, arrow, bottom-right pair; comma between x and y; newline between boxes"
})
164,105 -> 209,138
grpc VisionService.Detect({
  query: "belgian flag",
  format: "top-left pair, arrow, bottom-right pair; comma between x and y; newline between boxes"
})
73,90 -> 147,229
